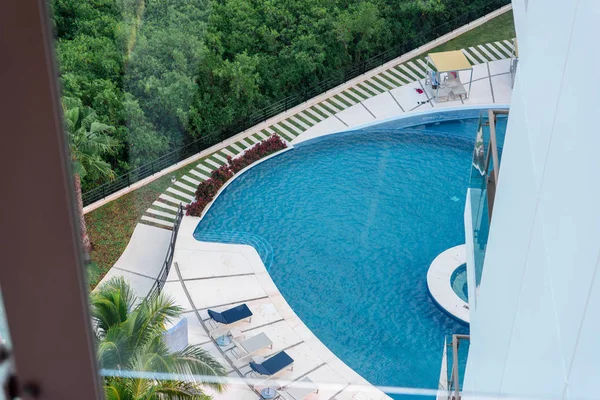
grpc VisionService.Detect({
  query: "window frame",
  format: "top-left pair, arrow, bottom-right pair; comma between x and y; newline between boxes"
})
0,2 -> 103,399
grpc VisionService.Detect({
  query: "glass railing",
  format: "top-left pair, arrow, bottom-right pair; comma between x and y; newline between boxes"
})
469,111 -> 507,293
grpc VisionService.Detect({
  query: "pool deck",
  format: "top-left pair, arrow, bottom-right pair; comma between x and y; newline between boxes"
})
293,58 -> 512,145
161,216 -> 392,400
427,245 -> 469,324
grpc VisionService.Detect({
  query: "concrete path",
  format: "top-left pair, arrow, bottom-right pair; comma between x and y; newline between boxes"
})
95,224 -> 171,297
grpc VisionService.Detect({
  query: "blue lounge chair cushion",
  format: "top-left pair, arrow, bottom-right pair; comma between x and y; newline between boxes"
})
250,351 -> 294,375
208,304 -> 252,324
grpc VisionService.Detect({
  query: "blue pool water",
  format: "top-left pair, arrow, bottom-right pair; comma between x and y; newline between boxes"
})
194,118 -> 495,397
451,264 -> 469,302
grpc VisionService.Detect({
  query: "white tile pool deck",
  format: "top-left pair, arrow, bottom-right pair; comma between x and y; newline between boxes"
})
162,217 -> 393,400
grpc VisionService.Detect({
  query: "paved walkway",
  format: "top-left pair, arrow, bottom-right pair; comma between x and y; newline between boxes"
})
96,223 -> 171,297
139,40 -> 515,230
162,217 -> 393,400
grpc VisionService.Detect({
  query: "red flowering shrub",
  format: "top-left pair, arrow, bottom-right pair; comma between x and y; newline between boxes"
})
211,164 -> 234,184
228,135 -> 287,173
194,179 -> 221,199
186,135 -> 287,217
185,197 -> 211,216
193,165 -> 234,200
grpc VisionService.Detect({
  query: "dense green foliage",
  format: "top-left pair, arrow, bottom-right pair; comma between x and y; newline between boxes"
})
51,0 -> 508,191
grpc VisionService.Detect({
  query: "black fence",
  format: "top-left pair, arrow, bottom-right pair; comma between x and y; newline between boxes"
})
147,204 -> 184,299
82,0 -> 511,206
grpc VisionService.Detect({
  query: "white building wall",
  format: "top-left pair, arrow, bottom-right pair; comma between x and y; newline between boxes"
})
463,1 -> 600,400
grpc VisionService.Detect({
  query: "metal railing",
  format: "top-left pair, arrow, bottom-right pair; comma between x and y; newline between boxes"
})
82,0 -> 510,206
147,204 -> 184,299
447,334 -> 471,400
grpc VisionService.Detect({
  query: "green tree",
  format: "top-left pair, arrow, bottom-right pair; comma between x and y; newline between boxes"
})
125,0 -> 208,147
335,2 -> 389,63
123,93 -> 169,165
92,277 -> 226,400
62,97 -> 118,254
57,35 -> 123,83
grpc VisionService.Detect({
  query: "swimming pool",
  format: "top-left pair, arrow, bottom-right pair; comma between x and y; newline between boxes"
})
194,116 -> 505,397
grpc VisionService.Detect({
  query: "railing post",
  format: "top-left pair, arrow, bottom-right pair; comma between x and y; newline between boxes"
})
452,336 -> 460,400
450,334 -> 470,400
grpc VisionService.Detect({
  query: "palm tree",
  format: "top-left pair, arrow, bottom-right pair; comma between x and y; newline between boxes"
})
91,277 -> 227,400
62,97 -> 117,255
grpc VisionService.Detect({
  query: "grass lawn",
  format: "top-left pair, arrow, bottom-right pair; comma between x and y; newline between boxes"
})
85,8 -> 516,289
429,10 -> 515,54
399,10 -> 515,74
86,161 -> 200,289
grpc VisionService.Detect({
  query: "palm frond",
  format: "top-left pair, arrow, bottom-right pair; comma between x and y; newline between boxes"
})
91,277 -> 137,333
125,353 -> 163,400
97,326 -> 133,370
79,130 -> 118,155
153,380 -> 211,400
170,345 -> 227,392
61,96 -> 117,181
81,155 -> 115,179
90,121 -> 114,134
104,380 -> 129,400
81,108 -> 99,129
63,107 -> 79,135
130,292 -> 182,351
61,96 -> 82,111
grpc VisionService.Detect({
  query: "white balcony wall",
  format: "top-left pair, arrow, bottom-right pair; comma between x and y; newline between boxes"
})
463,1 -> 600,400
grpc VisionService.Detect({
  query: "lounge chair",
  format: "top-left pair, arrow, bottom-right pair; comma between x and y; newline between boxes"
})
282,377 -> 318,400
230,332 -> 273,361
207,304 -> 252,328
249,351 -> 294,376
